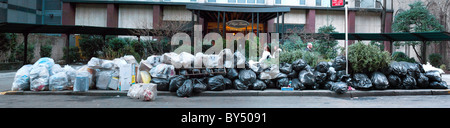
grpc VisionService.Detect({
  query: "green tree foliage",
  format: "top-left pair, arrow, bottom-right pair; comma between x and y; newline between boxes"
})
63,46 -> 81,63
392,1 -> 444,63
78,35 -> 106,59
391,51 -> 417,63
15,43 -> 35,63
40,44 -> 52,57
348,42 -> 391,73
315,25 -> 339,59
428,53 -> 443,67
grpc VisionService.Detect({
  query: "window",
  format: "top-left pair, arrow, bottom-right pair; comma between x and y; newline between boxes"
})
275,0 -> 281,4
316,0 -> 321,6
229,0 -> 264,4
299,0 -> 305,5
208,0 -> 216,2
356,0 -> 377,8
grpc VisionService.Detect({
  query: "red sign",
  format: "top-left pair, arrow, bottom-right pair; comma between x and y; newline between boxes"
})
331,0 -> 345,8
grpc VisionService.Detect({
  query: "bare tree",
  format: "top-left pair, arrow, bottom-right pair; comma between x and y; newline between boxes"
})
131,18 -> 192,55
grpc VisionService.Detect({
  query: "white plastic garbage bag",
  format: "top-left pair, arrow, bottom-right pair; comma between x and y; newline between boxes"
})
179,52 -> 195,68
33,57 -> 55,72
149,64 -> 175,79
193,52 -> 204,68
87,57 -> 103,69
123,55 -> 138,64
49,72 -> 69,91
101,60 -> 115,69
30,64 -> 50,91
63,65 -> 76,87
50,64 -> 64,76
219,49 -> 234,68
113,58 -> 128,67
11,65 -> 33,91
127,83 -> 157,101
95,70 -> 114,90
146,55 -> 162,67
235,51 -> 246,68
202,54 -> 220,68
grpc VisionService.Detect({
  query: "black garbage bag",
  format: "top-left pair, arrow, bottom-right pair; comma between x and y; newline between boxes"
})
429,81 -> 448,89
352,73 -> 372,89
275,73 -> 288,79
298,70 -> 317,89
234,79 -> 248,90
313,71 -> 327,85
179,70 -> 188,75
417,63 -> 425,73
330,82 -> 348,94
151,78 -> 170,91
291,78 -> 306,90
276,78 -> 290,88
387,75 -> 402,89
169,75 -> 186,92
193,79 -> 207,93
252,80 -> 267,90
223,78 -> 233,89
425,71 -> 442,82
304,65 -> 312,72
416,73 -> 430,88
292,59 -> 307,71
287,70 -> 298,78
263,79 -> 276,88
280,63 -> 293,74
333,56 -> 346,71
177,79 -> 194,97
226,68 -> 239,79
336,70 -> 349,81
371,72 -> 389,90
327,67 -> 337,82
402,75 -> 417,89
207,75 -> 225,91
389,61 -> 407,76
239,70 -> 257,85
324,81 -> 334,90
315,62 -> 330,73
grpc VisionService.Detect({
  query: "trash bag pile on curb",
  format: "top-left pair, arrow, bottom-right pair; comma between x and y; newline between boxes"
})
11,49 -> 448,98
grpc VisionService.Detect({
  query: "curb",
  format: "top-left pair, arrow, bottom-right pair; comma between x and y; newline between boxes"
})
2,89 -> 450,97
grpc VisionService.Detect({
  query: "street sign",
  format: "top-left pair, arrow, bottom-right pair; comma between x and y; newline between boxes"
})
331,0 -> 345,8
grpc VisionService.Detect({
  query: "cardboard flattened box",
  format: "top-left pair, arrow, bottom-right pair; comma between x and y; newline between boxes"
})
119,64 -> 136,91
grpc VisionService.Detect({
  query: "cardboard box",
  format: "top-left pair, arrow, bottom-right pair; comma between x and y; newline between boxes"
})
119,64 -> 132,91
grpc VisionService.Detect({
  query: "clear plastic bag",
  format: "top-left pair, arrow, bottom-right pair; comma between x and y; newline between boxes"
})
33,57 -> 55,72
63,65 -> 77,87
179,52 -> 195,68
50,64 -> 64,76
96,70 -> 114,90
87,57 -> 103,69
127,83 -> 157,101
149,64 -> 175,79
30,64 -> 50,91
49,72 -> 69,91
11,65 -> 33,91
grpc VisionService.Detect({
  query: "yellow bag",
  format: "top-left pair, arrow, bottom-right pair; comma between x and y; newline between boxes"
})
140,71 -> 151,83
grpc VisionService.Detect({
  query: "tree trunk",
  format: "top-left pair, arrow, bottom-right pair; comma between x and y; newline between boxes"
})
422,41 -> 427,64
412,45 -> 422,63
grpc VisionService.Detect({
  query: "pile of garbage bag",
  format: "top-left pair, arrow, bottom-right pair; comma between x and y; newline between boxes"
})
11,48 -> 448,97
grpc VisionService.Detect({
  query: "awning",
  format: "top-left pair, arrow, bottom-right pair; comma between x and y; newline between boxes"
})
329,32 -> 450,41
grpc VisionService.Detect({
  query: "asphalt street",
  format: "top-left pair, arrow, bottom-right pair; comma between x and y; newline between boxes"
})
2,95 -> 450,108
